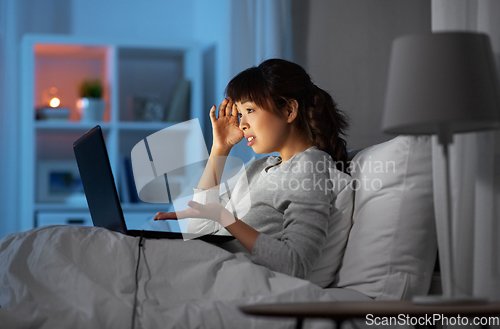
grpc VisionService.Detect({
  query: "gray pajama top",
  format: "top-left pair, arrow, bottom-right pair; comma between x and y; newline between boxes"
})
188,146 -> 351,280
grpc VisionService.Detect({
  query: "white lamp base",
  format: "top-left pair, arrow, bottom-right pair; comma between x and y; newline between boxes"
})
412,295 -> 488,305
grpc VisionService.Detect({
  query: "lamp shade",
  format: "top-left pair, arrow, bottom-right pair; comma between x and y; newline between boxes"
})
382,32 -> 500,135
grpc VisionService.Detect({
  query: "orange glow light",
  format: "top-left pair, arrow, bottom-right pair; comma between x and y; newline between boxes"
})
49,97 -> 61,108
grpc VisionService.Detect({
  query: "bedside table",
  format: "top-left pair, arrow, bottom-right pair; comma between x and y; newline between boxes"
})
239,300 -> 500,329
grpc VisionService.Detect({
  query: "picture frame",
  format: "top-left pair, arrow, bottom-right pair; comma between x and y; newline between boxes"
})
131,95 -> 165,122
37,160 -> 86,204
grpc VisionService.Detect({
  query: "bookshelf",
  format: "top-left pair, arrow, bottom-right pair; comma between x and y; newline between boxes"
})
19,34 -> 207,233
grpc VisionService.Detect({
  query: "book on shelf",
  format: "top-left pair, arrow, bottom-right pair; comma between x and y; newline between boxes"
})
36,107 -> 71,121
164,79 -> 191,122
119,157 -> 131,203
120,157 -> 140,203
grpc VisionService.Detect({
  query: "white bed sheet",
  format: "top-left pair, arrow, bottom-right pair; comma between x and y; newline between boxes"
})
0,225 -> 371,329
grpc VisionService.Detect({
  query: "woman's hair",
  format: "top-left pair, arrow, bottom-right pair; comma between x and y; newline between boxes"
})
225,58 -> 349,170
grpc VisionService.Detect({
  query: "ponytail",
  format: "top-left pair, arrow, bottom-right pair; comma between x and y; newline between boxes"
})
303,85 -> 349,171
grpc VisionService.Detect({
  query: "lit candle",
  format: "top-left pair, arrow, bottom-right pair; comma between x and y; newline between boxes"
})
49,97 -> 60,108
48,87 -> 60,108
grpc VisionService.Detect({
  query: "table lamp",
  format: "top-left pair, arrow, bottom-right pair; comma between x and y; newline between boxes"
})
381,32 -> 500,304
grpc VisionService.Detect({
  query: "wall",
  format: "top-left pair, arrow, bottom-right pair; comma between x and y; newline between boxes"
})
71,0 -> 194,41
0,0 -> 74,240
304,0 -> 431,149
0,0 -> 12,240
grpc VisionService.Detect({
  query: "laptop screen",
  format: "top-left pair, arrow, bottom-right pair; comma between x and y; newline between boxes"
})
73,125 -> 127,234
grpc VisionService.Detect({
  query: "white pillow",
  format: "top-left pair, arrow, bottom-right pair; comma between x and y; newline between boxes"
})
331,136 -> 437,300
306,169 -> 354,288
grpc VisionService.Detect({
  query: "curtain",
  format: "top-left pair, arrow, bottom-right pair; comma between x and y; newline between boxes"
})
229,0 -> 292,77
432,0 -> 500,300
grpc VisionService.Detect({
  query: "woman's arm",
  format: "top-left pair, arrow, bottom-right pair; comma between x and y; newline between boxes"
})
247,153 -> 345,279
183,99 -> 243,234
154,201 -> 260,252
187,201 -> 261,252
224,220 -> 259,252
197,147 -> 230,190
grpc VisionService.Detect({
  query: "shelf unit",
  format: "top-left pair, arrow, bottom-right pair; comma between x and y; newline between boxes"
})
19,34 -> 208,233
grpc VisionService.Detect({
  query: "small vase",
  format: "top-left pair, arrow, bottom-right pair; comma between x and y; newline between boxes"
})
77,98 -> 105,122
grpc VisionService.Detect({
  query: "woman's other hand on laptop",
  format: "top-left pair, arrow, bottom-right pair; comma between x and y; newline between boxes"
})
154,201 -> 237,228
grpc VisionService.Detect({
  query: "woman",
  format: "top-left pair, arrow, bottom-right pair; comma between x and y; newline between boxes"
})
155,58 -> 350,283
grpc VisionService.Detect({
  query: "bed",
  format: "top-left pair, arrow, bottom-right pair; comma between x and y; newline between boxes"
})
0,135 -> 437,329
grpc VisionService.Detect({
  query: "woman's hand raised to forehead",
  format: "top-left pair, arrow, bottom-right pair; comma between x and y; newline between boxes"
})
210,98 -> 244,151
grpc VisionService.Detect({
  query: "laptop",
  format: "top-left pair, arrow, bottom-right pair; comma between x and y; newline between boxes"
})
73,125 -> 234,243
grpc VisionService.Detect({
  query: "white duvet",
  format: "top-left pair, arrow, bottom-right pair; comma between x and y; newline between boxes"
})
0,225 -> 370,329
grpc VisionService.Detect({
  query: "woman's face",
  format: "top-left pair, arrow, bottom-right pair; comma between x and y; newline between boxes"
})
235,100 -> 290,154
